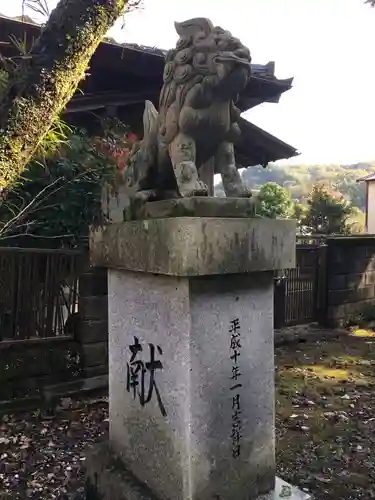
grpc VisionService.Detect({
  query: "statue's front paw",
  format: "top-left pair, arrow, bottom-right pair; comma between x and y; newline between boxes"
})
191,180 -> 209,197
180,179 -> 208,197
177,162 -> 208,197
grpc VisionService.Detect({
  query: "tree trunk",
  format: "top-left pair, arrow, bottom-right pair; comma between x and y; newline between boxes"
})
0,0 -> 126,192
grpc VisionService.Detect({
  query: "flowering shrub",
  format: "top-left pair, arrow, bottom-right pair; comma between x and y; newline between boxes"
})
0,116 -> 140,248
93,130 -> 139,188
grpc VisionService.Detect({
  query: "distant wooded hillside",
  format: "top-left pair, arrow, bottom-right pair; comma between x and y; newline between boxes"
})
215,162 -> 374,210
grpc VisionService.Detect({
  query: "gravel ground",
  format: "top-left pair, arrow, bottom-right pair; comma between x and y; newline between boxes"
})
1,330 -> 375,500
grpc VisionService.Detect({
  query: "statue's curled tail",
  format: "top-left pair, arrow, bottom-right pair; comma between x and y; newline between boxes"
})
143,100 -> 159,140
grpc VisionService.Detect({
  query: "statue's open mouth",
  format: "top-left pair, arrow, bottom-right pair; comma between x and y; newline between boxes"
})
214,54 -> 251,68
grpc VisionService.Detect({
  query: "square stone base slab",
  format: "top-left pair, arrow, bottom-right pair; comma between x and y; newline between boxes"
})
84,442 -> 311,500
133,197 -> 257,220
90,216 -> 296,276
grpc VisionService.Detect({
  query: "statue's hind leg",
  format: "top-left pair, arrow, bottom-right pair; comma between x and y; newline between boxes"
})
169,132 -> 208,197
215,141 -> 252,198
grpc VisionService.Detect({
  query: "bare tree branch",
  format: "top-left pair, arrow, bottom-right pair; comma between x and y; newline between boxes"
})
0,232 -> 73,240
22,0 -> 50,19
0,176 -> 63,237
125,0 -> 143,13
0,159 -> 110,240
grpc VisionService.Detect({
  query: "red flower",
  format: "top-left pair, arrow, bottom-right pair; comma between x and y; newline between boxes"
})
126,132 -> 138,143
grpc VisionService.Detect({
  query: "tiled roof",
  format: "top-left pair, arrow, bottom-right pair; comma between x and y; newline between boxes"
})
357,172 -> 375,182
0,15 -> 284,82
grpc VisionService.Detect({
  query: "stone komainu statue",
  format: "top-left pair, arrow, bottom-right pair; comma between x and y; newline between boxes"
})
125,17 -> 252,203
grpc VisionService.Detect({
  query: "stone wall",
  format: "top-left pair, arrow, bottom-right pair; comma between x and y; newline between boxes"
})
325,236 -> 375,327
78,266 -> 109,378
0,337 -> 82,410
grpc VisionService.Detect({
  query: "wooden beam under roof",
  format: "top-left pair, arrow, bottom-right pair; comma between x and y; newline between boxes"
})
65,90 -> 159,114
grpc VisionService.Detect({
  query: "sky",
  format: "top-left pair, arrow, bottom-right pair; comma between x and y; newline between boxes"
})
1,0 -> 375,165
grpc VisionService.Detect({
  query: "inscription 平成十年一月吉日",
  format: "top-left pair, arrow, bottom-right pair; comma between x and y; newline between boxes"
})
229,318 -> 242,458
126,335 -> 167,417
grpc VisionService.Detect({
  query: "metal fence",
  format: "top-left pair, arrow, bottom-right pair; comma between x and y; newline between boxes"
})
0,241 -> 328,338
0,247 -> 84,341
274,244 -> 327,328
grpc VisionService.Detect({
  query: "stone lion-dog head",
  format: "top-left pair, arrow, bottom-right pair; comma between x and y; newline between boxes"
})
158,17 -> 252,143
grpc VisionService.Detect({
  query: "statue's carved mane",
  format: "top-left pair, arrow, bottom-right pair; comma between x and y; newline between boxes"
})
124,17 -> 252,208
157,17 -> 249,144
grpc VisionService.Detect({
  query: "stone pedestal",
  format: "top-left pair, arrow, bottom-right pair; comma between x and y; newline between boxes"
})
87,199 -> 298,500
109,269 -> 274,500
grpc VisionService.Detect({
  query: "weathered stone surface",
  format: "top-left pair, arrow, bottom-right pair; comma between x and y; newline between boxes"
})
79,268 -> 108,297
0,338 -> 82,403
108,269 -> 275,500
43,375 -> 108,400
85,443 -> 310,500
82,342 -> 108,368
84,364 -> 108,378
85,442 -> 158,500
324,236 -> 375,327
124,17 -> 252,204
136,197 -> 256,219
327,274 -> 346,291
79,320 -> 108,344
0,339 -> 81,383
80,296 -> 108,321
90,217 -> 296,276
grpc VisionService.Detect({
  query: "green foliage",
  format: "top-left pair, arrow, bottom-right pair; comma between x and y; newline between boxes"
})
293,202 -> 307,220
301,185 -> 354,235
335,175 -> 366,209
22,0 -> 142,22
0,30 -> 34,105
255,182 -> 294,219
0,127 -> 115,248
293,202 -> 308,233
36,116 -> 72,160
348,206 -> 366,233
241,162 -> 369,211
0,69 -> 9,101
